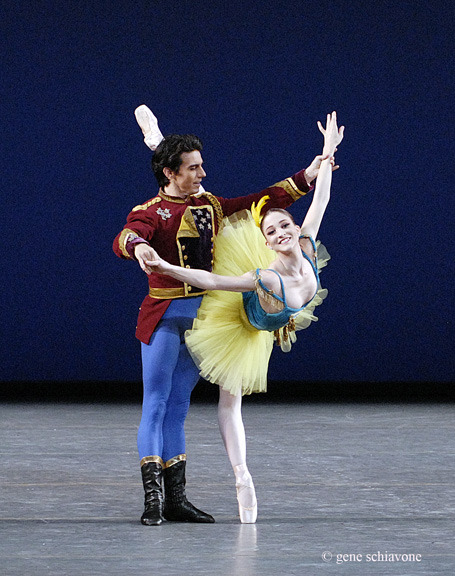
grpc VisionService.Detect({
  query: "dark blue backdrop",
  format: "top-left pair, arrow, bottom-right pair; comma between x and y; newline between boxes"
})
2,1 -> 453,385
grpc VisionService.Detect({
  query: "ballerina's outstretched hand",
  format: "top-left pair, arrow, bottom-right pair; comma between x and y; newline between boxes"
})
318,111 -> 344,157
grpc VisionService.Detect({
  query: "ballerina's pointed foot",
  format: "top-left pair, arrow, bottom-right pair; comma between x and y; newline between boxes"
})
134,105 -> 157,135
234,464 -> 257,524
134,105 -> 164,150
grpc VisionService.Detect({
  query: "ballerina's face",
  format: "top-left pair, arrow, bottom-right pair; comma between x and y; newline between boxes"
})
262,211 -> 300,251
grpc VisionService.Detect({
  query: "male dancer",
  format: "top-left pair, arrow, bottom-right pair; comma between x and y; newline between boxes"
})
113,106 -> 320,525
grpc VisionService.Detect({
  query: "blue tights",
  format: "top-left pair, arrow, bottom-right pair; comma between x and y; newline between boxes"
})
137,297 -> 202,462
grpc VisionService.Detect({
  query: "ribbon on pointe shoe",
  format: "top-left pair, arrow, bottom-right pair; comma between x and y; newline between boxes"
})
234,464 -> 257,524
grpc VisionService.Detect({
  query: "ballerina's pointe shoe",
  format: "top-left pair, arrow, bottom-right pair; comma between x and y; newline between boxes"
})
134,105 -> 164,151
234,464 -> 257,524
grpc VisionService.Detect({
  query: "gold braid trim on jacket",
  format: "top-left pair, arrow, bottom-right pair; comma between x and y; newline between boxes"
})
196,192 -> 224,231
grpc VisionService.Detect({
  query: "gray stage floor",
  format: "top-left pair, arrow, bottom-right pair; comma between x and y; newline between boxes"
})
1,400 -> 454,575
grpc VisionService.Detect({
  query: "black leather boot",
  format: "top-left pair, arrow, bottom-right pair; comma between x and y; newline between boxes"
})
163,460 -> 215,523
140,460 -> 164,526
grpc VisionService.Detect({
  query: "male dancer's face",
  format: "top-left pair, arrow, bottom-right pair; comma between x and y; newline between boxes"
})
167,150 -> 206,197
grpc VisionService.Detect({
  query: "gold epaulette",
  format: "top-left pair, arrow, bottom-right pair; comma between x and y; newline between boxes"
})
132,197 -> 162,212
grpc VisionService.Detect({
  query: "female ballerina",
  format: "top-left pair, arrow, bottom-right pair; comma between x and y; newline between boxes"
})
141,111 -> 345,522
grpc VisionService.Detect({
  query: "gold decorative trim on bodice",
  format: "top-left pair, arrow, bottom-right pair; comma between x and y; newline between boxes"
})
255,270 -> 285,312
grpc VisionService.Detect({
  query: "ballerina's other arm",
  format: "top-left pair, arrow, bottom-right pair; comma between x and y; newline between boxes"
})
136,244 -> 256,292
300,111 -> 344,240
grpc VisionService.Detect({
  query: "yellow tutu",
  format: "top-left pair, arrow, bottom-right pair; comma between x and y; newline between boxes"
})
184,211 -> 329,396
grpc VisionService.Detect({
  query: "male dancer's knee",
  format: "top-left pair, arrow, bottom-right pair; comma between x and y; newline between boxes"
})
167,398 -> 190,430
141,397 -> 167,431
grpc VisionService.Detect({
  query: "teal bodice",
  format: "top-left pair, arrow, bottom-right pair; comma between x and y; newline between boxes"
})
242,235 -> 319,332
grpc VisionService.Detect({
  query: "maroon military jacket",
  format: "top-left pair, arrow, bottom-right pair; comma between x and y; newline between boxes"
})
113,170 -> 311,343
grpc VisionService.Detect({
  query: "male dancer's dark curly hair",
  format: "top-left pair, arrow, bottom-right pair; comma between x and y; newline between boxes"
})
152,134 -> 203,188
